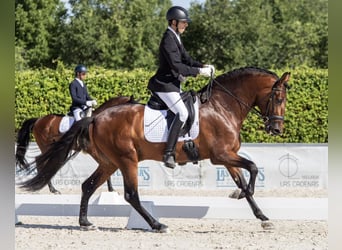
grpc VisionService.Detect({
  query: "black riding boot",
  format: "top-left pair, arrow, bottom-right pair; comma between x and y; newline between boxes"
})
163,114 -> 184,169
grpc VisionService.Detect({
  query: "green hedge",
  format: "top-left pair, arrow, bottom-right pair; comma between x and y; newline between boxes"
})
15,66 -> 328,143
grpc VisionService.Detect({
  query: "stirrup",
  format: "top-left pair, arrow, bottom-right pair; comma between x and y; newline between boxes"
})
163,152 -> 176,169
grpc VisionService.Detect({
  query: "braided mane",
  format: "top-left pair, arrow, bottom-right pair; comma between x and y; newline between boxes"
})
217,66 -> 279,82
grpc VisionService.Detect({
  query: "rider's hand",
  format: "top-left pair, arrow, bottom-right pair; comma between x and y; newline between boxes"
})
204,64 -> 215,76
178,74 -> 187,82
199,67 -> 212,77
91,100 -> 97,106
86,100 -> 93,107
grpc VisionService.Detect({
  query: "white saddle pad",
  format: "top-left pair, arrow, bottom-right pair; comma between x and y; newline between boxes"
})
144,98 -> 200,143
59,116 -> 75,133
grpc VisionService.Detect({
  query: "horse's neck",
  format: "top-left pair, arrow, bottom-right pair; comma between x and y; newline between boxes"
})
210,85 -> 256,120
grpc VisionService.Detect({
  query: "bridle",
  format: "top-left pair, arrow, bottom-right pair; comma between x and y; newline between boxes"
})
205,76 -> 289,127
262,84 -> 288,124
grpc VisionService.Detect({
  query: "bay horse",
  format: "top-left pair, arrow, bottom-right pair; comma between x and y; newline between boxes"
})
20,67 -> 290,232
16,95 -> 135,194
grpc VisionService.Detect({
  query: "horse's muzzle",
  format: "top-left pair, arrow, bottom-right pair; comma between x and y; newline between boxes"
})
266,122 -> 282,135
265,115 -> 284,135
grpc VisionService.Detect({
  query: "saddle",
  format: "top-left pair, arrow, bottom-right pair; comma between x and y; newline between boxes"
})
60,108 -> 93,133
147,90 -> 197,137
147,90 -> 199,162
67,106 -> 93,119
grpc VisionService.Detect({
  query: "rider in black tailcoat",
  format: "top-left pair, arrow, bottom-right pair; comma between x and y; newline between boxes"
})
148,6 -> 215,168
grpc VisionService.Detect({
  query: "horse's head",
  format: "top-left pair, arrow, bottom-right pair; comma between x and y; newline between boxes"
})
263,72 -> 291,135
208,67 -> 291,136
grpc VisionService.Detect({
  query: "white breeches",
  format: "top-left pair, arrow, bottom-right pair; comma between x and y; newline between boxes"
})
73,108 -> 83,121
155,92 -> 189,122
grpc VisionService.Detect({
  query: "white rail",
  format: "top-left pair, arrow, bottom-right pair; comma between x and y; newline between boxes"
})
15,192 -> 327,230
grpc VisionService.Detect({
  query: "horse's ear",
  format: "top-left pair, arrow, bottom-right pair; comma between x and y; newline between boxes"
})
280,72 -> 291,83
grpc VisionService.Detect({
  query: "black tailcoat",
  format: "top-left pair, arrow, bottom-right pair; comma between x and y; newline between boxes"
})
148,29 -> 203,93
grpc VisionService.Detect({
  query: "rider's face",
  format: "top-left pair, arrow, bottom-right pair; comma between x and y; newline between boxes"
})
171,20 -> 188,34
78,72 -> 87,80
177,21 -> 188,34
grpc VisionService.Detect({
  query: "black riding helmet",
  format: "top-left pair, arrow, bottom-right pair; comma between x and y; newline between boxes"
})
166,6 -> 191,23
74,64 -> 87,74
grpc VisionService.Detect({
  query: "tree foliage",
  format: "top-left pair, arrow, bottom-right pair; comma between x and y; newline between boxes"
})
184,0 -> 328,70
15,0 -> 327,70
15,66 -> 328,143
15,0 -> 68,69
16,0 -> 171,70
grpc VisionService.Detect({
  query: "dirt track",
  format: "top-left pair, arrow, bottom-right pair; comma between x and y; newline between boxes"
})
15,188 -> 327,249
15,216 -> 327,250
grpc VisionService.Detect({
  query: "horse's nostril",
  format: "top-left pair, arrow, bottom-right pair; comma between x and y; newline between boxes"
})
273,128 -> 281,135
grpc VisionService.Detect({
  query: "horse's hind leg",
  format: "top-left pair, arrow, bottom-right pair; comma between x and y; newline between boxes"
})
120,162 -> 168,232
39,154 -> 60,194
48,181 -> 61,194
106,177 -> 114,192
79,164 -> 117,229
36,138 -> 61,194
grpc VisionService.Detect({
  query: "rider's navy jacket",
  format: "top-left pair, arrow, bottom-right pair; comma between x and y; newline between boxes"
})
148,28 -> 203,93
69,79 -> 92,111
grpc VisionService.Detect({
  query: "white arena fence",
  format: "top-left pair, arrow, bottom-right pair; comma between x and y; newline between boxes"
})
15,143 -> 327,228
16,143 -> 328,191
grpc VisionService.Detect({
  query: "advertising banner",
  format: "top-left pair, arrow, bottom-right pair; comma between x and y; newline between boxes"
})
17,143 -> 327,190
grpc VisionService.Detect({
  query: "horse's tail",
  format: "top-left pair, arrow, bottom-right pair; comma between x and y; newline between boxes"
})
19,117 -> 93,192
15,118 -> 38,170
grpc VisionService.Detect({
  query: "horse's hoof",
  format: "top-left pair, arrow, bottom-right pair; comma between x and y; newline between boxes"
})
52,190 -> 61,195
228,189 -> 241,199
159,227 -> 170,233
80,225 -> 98,231
261,221 -> 274,230
238,190 -> 246,199
153,223 -> 169,233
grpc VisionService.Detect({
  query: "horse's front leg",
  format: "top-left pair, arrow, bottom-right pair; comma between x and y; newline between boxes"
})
227,165 -> 270,224
225,156 -> 258,196
226,167 -> 247,199
240,157 -> 258,196
218,152 -> 271,222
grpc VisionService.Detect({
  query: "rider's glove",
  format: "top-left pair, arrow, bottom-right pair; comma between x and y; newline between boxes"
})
204,64 -> 215,76
199,67 -> 212,77
178,74 -> 187,82
86,100 -> 93,107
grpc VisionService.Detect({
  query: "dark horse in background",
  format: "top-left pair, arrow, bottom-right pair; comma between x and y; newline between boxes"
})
20,67 -> 290,232
16,95 -> 135,194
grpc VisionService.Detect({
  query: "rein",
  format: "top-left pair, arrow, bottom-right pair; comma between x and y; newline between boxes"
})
210,78 -> 264,118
